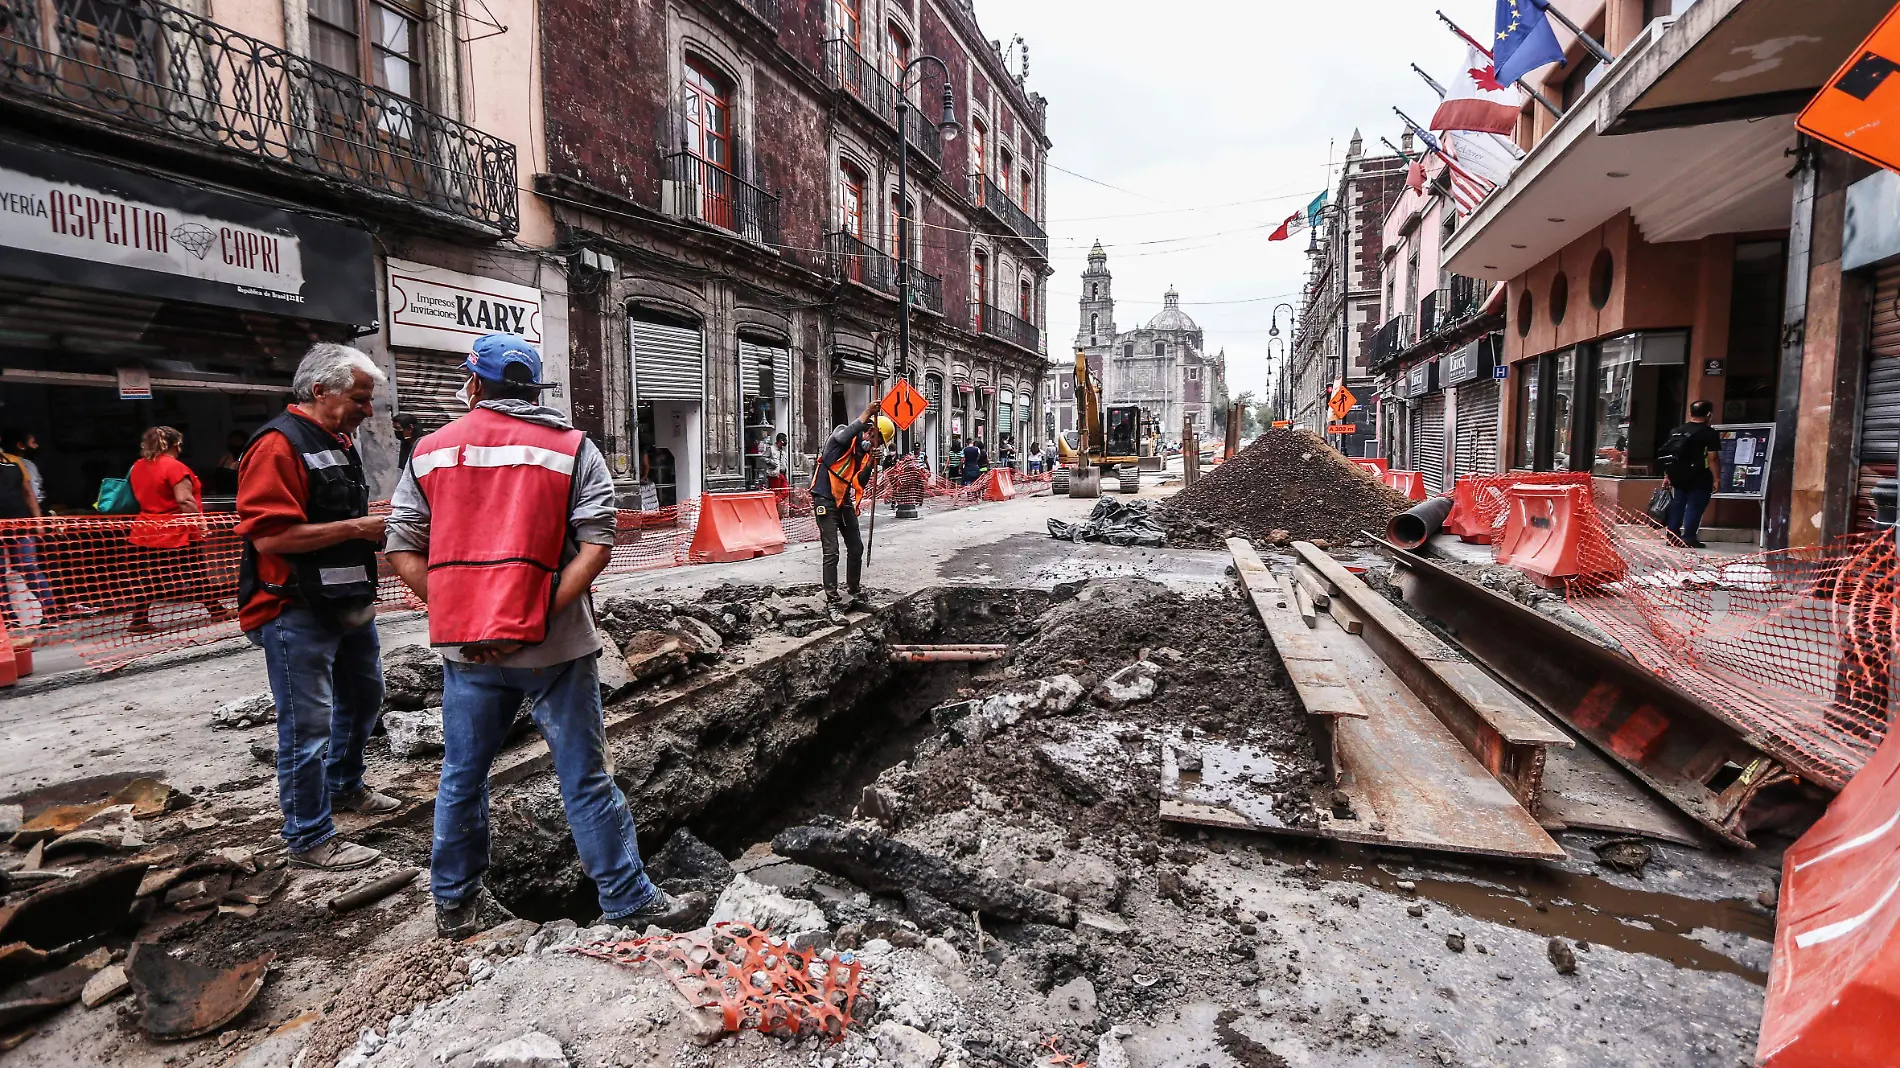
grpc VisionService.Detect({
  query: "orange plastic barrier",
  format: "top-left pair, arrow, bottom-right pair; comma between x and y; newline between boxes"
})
984,467 -> 1017,501
1760,727 -> 1900,1066
0,617 -> 17,687
1382,470 -> 1428,502
1496,484 -> 1585,585
1443,477 -> 1493,543
686,491 -> 788,564
1350,457 -> 1390,478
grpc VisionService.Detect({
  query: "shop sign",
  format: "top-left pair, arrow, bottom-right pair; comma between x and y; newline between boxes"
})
116,367 -> 152,400
1405,361 -> 1436,399
1704,359 -> 1725,377
387,259 -> 542,351
1443,338 -> 1494,386
0,136 -> 376,326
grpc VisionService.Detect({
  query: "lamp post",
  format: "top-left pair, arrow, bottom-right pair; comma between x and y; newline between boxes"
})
894,56 -> 961,403
1268,302 -> 1294,424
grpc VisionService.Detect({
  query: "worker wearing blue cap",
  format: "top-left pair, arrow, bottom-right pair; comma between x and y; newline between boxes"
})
386,333 -> 698,938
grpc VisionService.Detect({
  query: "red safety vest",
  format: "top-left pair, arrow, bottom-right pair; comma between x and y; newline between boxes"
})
811,440 -> 872,506
411,407 -> 584,646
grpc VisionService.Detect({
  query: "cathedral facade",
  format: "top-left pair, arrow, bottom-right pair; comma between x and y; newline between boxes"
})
1072,242 -> 1225,443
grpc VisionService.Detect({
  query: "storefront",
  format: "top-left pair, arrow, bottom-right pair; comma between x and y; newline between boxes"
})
1511,331 -> 1689,477
830,347 -> 878,429
921,372 -> 944,469
1404,361 -> 1445,493
386,258 -> 544,433
739,335 -> 791,489
1445,336 -> 1501,481
0,135 -> 377,511
630,311 -> 705,506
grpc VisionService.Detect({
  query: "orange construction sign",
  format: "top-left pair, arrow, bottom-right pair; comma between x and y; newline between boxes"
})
1271,420 -> 1292,429
1328,384 -> 1357,421
1798,5 -> 1900,173
881,379 -> 928,431
1327,423 -> 1357,435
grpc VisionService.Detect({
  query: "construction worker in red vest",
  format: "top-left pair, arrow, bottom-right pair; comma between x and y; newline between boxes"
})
385,334 -> 695,939
812,401 -> 895,609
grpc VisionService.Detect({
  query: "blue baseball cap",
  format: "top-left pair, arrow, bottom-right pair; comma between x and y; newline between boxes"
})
465,333 -> 551,389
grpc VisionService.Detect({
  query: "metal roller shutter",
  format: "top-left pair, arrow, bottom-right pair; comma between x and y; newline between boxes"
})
738,339 -> 791,397
1417,393 -> 1448,493
394,350 -> 469,433
1854,263 -> 1900,532
631,318 -> 704,401
1455,380 -> 1502,480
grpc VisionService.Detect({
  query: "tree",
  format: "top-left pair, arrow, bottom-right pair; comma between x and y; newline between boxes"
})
1230,390 -> 1259,438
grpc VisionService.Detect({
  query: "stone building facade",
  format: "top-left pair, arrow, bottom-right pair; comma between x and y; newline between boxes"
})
539,0 -> 1052,499
1073,243 -> 1225,443
1288,131 -> 1407,458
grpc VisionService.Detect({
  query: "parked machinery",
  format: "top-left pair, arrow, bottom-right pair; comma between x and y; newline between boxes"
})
1055,349 -> 1142,495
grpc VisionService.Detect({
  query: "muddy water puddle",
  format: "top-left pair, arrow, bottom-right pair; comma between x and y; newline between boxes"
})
1290,849 -> 1772,984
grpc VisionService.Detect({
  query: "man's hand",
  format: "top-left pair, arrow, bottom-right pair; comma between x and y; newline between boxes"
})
461,641 -> 523,664
550,543 -> 613,618
354,516 -> 387,543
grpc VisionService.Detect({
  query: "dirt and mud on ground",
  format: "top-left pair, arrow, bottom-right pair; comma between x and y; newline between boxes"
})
0,568 -> 1779,1068
1155,429 -> 1413,550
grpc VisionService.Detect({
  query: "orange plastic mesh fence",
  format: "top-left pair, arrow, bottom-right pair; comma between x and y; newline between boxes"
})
0,471 -> 1052,673
1541,488 -> 1896,789
568,923 -> 864,1039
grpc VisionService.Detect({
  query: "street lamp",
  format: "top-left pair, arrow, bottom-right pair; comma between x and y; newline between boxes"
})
1268,302 -> 1294,423
894,57 -> 960,406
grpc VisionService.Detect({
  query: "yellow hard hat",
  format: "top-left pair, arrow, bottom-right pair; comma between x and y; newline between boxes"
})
875,415 -> 896,443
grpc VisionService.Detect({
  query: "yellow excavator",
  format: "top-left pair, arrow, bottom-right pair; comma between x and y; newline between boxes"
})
1055,349 -> 1143,496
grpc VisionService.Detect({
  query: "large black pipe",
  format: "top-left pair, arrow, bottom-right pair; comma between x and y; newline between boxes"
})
1386,495 -> 1453,550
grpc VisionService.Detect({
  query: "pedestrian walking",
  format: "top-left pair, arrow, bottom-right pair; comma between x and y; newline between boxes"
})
1658,399 -> 1722,549
0,437 -> 49,627
385,333 -> 695,938
961,437 -> 984,486
1028,441 -> 1045,475
236,344 -> 396,871
810,402 -> 893,610
127,427 -> 234,634
759,432 -> 790,490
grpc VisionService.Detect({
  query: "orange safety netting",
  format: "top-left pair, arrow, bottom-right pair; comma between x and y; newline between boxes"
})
1466,474 -> 1897,790
568,923 -> 864,1039
0,469 -> 1052,673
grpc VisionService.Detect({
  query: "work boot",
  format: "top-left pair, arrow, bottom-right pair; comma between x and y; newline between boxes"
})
334,787 -> 402,815
436,889 -> 517,941
601,889 -> 707,932
288,838 -> 381,871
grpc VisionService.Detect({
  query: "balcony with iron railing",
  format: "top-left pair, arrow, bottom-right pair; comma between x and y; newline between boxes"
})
900,102 -> 942,171
828,230 -> 897,295
0,0 -> 518,232
977,302 -> 1039,352
661,152 -> 780,247
1369,313 -> 1416,369
907,264 -> 943,316
976,174 -> 1047,260
736,0 -> 779,30
1417,275 -> 1490,338
826,38 -> 896,127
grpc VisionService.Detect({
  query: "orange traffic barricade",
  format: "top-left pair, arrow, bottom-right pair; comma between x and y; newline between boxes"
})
984,468 -> 1017,501
686,491 -> 788,563
1760,725 -> 1900,1066
1496,484 -> 1586,585
1350,457 -> 1390,478
0,617 -> 19,687
1443,476 -> 1493,543
1382,470 -> 1428,502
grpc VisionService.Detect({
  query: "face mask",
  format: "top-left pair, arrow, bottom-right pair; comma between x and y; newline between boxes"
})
453,380 -> 472,410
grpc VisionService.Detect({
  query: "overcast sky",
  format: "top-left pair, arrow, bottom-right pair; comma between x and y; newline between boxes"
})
995,0 -> 1498,400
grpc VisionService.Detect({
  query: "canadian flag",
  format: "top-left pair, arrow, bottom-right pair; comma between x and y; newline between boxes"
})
1430,44 -> 1521,136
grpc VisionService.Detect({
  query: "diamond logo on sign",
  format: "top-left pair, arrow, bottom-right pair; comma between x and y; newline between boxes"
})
881,379 -> 928,432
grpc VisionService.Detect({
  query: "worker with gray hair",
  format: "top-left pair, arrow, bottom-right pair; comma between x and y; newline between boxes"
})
236,342 -> 398,871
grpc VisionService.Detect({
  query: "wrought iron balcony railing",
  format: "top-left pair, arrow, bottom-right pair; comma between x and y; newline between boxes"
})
979,174 -> 1047,259
826,38 -> 896,127
737,0 -> 780,30
1418,275 -> 1490,338
829,230 -> 897,295
1370,313 -> 1415,368
978,302 -> 1039,352
908,264 -> 942,315
661,152 -> 780,247
0,0 -> 518,231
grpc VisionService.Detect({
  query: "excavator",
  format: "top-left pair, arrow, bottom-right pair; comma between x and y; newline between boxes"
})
1054,348 -> 1143,496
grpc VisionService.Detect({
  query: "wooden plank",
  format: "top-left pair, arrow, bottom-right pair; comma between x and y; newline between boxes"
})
1291,579 -> 1317,629
1282,660 -> 1369,719
1292,564 -> 1332,609
1326,598 -> 1364,636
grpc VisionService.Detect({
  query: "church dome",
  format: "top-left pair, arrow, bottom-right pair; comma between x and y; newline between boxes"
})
1144,287 -> 1198,333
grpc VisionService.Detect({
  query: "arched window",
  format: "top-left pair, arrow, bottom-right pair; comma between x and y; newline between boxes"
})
833,0 -> 860,49
1019,277 -> 1032,321
1155,341 -> 1167,360
682,56 -> 733,170
972,250 -> 989,331
1090,313 -> 1098,336
886,21 -> 910,83
839,160 -> 865,237
1089,283 -> 1098,299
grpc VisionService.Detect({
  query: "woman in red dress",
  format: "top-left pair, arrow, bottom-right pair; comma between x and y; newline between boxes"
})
127,426 -> 234,634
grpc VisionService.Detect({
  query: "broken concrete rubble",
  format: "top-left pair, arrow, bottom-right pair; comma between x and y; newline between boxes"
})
772,823 -> 1075,926
708,873 -> 826,934
209,691 -> 276,729
471,1030 -> 568,1068
383,708 -> 445,759
381,645 -> 445,710
1091,660 -> 1159,708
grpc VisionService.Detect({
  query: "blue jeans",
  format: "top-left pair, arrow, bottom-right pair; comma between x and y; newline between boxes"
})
433,655 -> 658,918
249,605 -> 384,854
1665,483 -> 1713,543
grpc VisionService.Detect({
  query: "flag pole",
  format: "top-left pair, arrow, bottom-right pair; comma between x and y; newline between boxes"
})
1380,136 -> 1418,163
1434,9 -> 1563,119
1410,63 -> 1447,98
1531,0 -> 1614,65
1393,108 -> 1485,190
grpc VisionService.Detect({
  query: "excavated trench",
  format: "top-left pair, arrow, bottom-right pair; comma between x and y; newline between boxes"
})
435,586 -> 1052,923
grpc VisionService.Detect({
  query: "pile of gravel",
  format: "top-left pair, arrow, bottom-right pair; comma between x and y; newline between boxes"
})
1155,428 -> 1413,549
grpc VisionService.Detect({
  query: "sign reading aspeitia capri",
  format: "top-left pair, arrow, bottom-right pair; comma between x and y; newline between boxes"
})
386,259 -> 544,351
0,136 -> 376,326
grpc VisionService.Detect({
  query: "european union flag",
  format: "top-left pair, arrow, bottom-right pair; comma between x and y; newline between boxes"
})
1494,0 -> 1566,87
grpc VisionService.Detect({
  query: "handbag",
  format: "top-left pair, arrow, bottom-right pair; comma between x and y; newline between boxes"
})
1646,484 -> 1675,526
95,475 -> 138,515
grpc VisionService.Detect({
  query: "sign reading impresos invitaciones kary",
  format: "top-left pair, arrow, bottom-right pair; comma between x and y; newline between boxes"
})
0,136 -> 377,326
386,259 -> 543,352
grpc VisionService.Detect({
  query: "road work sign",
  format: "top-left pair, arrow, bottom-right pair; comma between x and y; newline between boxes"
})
1272,420 -> 1292,429
1327,423 -> 1357,435
1798,5 -> 1900,173
881,379 -> 928,431
1329,385 -> 1357,422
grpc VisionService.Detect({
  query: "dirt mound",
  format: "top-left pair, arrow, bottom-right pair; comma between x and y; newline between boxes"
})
1155,428 -> 1412,549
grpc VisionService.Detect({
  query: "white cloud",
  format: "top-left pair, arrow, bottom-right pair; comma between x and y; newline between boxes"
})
990,0 -> 1497,399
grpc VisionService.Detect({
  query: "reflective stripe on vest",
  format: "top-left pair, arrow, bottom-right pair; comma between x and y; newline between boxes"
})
811,441 -> 870,503
412,408 -> 585,646
301,449 -> 351,470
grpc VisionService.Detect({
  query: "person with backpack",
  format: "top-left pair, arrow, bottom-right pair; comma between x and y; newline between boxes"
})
1659,399 -> 1722,549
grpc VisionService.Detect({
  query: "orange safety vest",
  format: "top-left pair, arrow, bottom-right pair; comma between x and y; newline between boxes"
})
410,407 -> 584,646
811,438 -> 873,507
